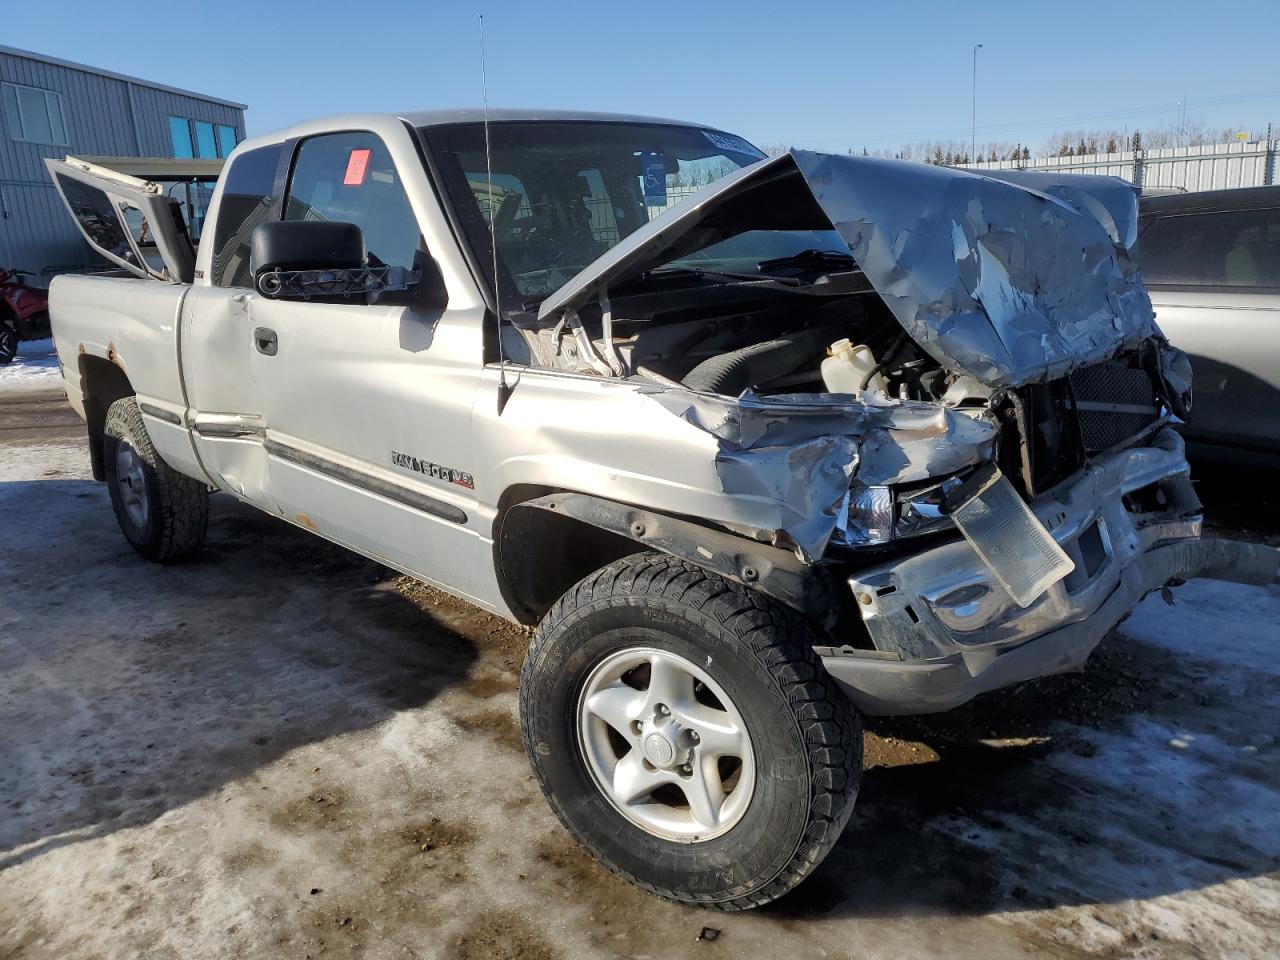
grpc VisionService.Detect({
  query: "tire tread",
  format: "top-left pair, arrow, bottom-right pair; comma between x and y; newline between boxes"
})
521,552 -> 860,911
104,397 -> 208,562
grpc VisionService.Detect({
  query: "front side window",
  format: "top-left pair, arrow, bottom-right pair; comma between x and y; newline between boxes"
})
421,121 -> 845,309
1141,207 -> 1280,288
3,82 -> 67,145
283,131 -> 421,273
210,143 -> 283,287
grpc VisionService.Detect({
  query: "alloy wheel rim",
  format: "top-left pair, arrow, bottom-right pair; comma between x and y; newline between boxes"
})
115,441 -> 150,528
577,646 -> 755,842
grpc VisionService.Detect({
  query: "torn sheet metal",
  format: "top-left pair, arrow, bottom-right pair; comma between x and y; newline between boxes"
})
788,150 -> 1155,388
648,386 -> 996,560
539,150 -> 1155,389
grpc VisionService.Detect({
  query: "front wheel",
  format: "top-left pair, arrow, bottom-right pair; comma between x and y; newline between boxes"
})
520,554 -> 861,910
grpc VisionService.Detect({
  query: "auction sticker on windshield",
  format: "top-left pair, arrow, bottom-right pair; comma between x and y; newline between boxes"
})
702,130 -> 766,159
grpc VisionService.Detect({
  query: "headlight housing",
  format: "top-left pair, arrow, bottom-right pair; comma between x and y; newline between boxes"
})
835,475 -> 965,547
895,475 -> 964,540
838,483 -> 893,545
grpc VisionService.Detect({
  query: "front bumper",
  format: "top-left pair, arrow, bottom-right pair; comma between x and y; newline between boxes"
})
820,429 -> 1279,716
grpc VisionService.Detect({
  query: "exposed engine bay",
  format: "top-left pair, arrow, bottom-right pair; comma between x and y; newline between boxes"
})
522,280 -> 983,406
516,274 -> 1188,509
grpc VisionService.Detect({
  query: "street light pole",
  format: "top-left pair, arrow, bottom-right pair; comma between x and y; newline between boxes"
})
971,43 -> 983,165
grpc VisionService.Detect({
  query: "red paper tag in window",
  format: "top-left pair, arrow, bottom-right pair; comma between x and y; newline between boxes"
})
343,149 -> 371,186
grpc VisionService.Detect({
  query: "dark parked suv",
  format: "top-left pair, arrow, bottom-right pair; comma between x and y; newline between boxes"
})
1140,186 -> 1280,466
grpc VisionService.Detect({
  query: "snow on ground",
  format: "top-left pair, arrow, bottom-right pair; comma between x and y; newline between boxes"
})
0,440 -> 90,482
1,424 -> 1278,958
1,338 -> 62,391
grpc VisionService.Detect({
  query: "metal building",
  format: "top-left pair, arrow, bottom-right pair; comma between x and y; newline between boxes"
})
0,45 -> 246,279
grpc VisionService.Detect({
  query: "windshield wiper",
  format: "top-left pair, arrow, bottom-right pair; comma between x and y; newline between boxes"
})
757,248 -> 857,275
639,265 -> 803,287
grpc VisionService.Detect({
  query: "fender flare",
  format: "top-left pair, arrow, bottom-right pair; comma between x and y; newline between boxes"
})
502,492 -> 841,629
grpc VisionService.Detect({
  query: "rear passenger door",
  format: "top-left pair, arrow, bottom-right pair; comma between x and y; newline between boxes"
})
181,142 -> 284,505
247,129 -> 489,600
1141,206 -> 1280,452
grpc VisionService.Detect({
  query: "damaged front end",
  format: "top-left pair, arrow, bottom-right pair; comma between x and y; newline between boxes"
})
516,147 -> 1267,715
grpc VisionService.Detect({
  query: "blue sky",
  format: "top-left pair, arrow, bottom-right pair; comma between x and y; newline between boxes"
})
11,0 -> 1280,154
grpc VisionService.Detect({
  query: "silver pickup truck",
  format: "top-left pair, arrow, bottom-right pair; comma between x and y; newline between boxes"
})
44,109 -> 1277,911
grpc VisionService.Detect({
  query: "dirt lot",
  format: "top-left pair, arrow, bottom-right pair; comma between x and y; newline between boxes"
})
2,358 -> 1278,959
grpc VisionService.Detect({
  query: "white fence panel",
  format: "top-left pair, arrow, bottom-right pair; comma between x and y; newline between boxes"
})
966,130 -> 1277,192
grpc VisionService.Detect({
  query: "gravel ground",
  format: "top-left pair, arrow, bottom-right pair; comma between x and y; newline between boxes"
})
2,380 -> 1278,960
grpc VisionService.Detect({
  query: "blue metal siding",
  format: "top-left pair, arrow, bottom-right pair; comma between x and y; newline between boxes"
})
0,48 -> 245,278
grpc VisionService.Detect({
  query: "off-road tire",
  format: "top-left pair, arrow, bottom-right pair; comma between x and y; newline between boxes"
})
0,317 -> 16,364
103,396 -> 208,562
520,553 -> 861,910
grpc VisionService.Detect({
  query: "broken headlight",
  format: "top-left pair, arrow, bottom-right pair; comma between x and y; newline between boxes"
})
837,475 -> 965,546
838,483 -> 894,545
895,475 -> 964,540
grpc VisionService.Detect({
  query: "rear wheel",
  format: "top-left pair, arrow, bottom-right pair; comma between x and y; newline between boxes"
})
520,553 -> 861,910
103,396 -> 208,562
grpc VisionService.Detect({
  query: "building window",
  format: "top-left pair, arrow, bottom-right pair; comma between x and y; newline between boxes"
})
3,82 -> 68,145
193,120 -> 217,158
217,124 -> 238,157
170,116 -> 194,158
169,116 -> 240,159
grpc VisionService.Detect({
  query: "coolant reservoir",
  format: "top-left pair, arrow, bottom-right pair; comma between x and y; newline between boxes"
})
821,339 -> 886,395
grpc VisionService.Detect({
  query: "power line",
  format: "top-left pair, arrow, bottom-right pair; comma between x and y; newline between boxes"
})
781,85 -> 1280,149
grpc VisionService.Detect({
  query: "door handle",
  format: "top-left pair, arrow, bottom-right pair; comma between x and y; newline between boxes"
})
253,327 -> 278,356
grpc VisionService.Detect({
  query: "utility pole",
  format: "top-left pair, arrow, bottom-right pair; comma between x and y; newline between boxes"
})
971,43 -> 983,165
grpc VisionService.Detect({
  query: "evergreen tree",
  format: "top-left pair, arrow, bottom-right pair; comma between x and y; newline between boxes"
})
1131,130 -> 1143,152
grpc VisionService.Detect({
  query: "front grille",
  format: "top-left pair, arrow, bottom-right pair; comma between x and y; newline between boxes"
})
997,378 -> 1083,498
1068,361 -> 1161,452
998,355 -> 1162,499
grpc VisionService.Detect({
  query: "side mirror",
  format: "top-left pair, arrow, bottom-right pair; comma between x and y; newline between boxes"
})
249,220 -> 422,302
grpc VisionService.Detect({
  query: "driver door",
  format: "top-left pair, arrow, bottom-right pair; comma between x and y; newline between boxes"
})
247,129 -> 489,600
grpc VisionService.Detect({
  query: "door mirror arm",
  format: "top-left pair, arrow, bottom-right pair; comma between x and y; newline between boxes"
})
249,220 -> 444,305
254,263 -> 421,302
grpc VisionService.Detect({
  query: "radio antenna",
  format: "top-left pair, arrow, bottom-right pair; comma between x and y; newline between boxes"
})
480,14 -> 511,414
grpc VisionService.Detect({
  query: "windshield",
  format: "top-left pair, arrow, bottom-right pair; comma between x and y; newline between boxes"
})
420,121 -> 847,309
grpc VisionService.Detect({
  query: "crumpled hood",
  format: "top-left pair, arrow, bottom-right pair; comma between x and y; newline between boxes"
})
538,149 -> 1156,389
